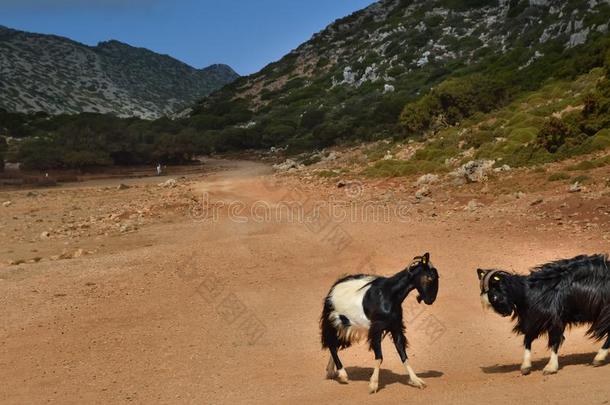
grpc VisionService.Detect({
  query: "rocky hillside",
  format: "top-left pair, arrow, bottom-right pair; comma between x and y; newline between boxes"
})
193,0 -> 610,151
0,26 -> 238,119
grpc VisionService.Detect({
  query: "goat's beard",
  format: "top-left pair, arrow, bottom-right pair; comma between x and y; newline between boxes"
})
480,293 -> 492,311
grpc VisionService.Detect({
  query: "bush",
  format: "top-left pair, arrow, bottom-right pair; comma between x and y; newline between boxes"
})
300,110 -> 326,130
0,136 -> 6,171
363,159 -> 438,177
548,172 -> 570,181
17,138 -> 64,170
536,118 -> 576,153
400,74 -> 509,134
573,174 -> 591,183
62,150 -> 112,168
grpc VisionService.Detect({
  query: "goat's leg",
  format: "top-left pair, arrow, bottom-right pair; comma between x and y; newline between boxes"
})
391,328 -> 426,389
326,355 -> 336,379
368,329 -> 383,394
593,333 -> 610,367
543,327 -> 564,375
329,345 -> 348,383
521,335 -> 535,375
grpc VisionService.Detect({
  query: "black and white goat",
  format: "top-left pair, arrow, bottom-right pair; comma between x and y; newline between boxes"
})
320,253 -> 439,393
477,254 -> 610,375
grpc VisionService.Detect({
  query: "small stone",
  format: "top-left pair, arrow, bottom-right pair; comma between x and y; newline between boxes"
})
416,174 -> 439,186
493,164 -> 511,173
8,259 -> 25,266
158,179 -> 177,188
40,231 -> 51,239
415,186 -> 431,200
530,198 -> 544,206
72,248 -> 85,258
569,182 -> 582,193
117,183 -> 130,190
465,200 -> 483,212
2,201 -> 12,207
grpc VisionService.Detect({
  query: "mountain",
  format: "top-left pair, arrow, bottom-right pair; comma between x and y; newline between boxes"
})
192,0 -> 610,151
5,0 -> 610,171
0,25 -> 239,119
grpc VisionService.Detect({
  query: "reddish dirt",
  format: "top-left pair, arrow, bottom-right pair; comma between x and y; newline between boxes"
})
1,159 -> 609,404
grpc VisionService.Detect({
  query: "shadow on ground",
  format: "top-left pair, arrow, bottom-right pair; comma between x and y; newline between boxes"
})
344,366 -> 443,392
481,351 -> 605,374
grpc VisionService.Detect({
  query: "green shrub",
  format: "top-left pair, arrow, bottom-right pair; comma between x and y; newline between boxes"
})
17,137 -> 64,169
567,160 -> 597,171
508,127 -> 537,143
363,159 -> 438,177
536,118 -> 576,153
573,174 -> 591,183
0,136 -> 6,171
300,109 -> 326,130
317,170 -> 340,178
548,172 -> 570,181
400,74 -> 509,134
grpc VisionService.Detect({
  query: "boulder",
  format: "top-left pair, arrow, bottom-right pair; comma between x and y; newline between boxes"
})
272,159 -> 303,172
416,174 -> 439,186
158,179 -> 177,188
451,160 -> 495,183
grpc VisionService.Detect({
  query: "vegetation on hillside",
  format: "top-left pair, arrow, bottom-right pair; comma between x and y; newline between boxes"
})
0,111 -> 201,169
2,0 -> 610,173
0,26 -> 238,119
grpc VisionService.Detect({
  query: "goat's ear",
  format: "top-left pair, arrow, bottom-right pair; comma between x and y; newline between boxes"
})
477,269 -> 486,280
422,252 -> 430,264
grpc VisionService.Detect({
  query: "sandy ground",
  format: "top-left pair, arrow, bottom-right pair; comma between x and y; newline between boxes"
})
1,159 -> 609,404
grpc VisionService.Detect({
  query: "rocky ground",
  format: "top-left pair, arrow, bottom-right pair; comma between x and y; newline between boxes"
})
0,169 -> 217,267
269,144 -> 610,245
1,156 -> 609,404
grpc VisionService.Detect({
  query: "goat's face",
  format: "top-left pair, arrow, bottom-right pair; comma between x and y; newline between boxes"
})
477,269 -> 513,317
413,253 -> 439,305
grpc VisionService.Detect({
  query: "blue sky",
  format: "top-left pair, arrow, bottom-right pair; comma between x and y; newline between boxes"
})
2,0 -> 375,75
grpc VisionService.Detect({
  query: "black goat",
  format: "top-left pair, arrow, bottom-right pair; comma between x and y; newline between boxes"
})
477,254 -> 610,375
320,253 -> 439,393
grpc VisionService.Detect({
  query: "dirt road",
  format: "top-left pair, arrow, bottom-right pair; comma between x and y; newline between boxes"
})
1,160 -> 608,404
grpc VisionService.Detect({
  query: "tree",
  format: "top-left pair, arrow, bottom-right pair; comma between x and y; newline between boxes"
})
300,110 -> 326,130
0,136 -> 7,172
17,137 -> 64,170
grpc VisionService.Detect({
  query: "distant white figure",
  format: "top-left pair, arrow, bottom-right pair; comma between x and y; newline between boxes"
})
156,163 -> 162,176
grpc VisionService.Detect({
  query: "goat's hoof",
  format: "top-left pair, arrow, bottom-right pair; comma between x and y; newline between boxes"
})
368,381 -> 379,394
337,368 -> 349,384
409,377 -> 427,389
520,366 -> 532,376
542,367 -> 558,375
592,359 -> 606,367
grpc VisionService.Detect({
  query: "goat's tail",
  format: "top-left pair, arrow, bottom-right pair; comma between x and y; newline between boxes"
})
587,307 -> 610,341
320,296 -> 354,350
